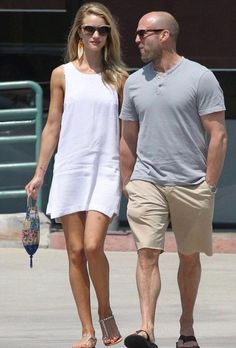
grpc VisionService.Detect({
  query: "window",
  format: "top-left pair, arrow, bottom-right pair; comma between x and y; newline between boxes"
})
213,70 -> 236,120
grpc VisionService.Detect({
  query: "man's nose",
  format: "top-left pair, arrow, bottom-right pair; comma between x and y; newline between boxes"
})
135,35 -> 141,44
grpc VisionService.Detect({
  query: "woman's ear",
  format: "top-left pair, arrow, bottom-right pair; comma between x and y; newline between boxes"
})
77,30 -> 81,39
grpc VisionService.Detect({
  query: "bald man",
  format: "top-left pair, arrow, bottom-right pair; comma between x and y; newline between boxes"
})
120,11 -> 227,348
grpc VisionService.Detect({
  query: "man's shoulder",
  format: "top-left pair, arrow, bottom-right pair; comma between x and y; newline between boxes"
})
183,57 -> 209,74
126,64 -> 151,84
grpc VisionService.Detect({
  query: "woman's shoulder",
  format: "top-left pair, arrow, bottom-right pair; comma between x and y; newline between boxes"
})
115,67 -> 128,77
51,64 -> 66,78
120,69 -> 129,80
52,63 -> 72,80
50,65 -> 66,89
115,68 -> 129,86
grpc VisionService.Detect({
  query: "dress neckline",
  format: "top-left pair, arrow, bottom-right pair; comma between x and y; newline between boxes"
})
70,62 -> 102,76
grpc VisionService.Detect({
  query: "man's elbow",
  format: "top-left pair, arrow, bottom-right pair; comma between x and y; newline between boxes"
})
215,128 -> 228,154
220,128 -> 228,149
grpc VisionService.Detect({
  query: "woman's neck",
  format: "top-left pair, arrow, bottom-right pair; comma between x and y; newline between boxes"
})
78,51 -> 103,74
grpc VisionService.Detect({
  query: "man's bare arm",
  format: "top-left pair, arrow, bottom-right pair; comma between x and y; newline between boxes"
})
201,111 -> 227,186
120,120 -> 139,195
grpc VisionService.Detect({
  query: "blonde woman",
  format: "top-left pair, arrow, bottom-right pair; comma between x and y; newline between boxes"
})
25,2 -> 127,347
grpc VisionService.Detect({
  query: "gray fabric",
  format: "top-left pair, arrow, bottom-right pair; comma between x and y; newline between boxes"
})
120,57 -> 226,185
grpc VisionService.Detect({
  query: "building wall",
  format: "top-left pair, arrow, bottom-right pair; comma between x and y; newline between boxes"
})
0,1 -> 235,226
99,0 -> 236,69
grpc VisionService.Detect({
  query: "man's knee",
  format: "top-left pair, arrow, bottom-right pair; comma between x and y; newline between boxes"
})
138,248 -> 161,269
179,252 -> 201,270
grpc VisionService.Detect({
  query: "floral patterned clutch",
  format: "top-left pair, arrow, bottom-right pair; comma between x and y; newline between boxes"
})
21,197 -> 40,268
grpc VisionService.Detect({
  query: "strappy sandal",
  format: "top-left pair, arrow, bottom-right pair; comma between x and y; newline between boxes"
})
99,314 -> 122,346
72,334 -> 97,348
176,335 -> 200,348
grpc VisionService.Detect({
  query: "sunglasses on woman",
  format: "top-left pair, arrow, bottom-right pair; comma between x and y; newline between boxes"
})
81,25 -> 111,36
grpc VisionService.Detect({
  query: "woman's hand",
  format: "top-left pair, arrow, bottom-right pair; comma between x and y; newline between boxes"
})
25,175 -> 44,200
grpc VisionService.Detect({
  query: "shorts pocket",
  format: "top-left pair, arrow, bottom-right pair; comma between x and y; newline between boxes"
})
202,181 -> 216,195
125,180 -> 132,192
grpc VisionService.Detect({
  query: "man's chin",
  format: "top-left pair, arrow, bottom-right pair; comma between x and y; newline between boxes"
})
141,56 -> 151,63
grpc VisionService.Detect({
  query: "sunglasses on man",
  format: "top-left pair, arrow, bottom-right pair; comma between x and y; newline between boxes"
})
136,29 -> 164,39
81,25 -> 111,36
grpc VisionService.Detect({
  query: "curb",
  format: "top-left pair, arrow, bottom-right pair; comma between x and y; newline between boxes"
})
49,230 -> 236,253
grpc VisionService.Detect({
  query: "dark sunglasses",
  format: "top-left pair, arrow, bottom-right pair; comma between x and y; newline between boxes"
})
81,25 -> 111,36
136,29 -> 164,39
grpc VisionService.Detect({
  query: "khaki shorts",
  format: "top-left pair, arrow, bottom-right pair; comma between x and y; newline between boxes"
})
126,180 -> 215,256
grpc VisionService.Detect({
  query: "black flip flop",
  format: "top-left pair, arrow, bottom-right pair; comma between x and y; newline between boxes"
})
124,330 -> 158,348
176,335 -> 200,348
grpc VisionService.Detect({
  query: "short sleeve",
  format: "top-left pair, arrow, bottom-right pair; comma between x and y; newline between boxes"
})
119,78 -> 139,121
197,70 -> 226,116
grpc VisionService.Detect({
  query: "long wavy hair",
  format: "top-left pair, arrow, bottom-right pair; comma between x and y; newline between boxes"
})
65,2 -> 126,90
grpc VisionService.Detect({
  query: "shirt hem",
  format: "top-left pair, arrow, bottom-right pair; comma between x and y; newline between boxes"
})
130,176 -> 205,186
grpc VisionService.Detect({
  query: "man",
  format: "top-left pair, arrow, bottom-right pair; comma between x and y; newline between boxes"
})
120,11 -> 227,348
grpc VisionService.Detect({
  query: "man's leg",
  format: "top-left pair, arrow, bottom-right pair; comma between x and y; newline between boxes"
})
136,248 -> 162,343
169,182 -> 214,346
125,180 -> 169,346
177,252 -> 201,346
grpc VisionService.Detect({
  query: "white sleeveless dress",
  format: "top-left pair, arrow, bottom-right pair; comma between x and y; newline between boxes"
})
46,62 -> 121,219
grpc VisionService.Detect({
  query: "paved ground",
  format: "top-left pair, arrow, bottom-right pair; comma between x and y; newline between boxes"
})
0,248 -> 236,348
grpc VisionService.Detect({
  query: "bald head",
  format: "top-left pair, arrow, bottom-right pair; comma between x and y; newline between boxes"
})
139,11 -> 179,41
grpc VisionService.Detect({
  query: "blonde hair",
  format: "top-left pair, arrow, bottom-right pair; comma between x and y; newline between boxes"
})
65,2 -> 126,90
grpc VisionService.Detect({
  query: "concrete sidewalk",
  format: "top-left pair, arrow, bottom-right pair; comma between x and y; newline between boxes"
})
0,248 -> 235,348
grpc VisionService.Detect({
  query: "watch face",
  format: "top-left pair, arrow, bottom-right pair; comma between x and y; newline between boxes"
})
209,185 -> 217,193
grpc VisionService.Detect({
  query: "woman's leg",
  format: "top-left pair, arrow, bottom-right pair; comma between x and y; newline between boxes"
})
84,211 -> 110,317
84,211 -> 121,344
61,212 -> 95,338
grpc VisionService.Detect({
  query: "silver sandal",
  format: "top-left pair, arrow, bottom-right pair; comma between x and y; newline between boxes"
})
99,314 -> 122,346
72,334 -> 97,348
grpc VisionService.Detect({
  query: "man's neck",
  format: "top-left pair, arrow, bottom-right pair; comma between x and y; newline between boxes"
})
152,52 -> 182,73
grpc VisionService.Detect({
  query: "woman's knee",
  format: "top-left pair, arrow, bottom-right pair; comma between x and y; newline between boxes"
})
84,242 -> 104,261
68,245 -> 86,266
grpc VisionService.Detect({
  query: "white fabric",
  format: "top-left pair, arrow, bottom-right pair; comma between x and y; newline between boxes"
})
46,62 -> 121,219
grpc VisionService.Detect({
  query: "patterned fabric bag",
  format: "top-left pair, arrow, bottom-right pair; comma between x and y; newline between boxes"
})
21,197 -> 40,268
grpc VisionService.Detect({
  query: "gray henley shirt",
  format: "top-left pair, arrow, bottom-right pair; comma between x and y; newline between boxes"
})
120,57 -> 226,185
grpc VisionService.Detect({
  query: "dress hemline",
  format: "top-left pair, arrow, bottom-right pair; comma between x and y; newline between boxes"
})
47,204 -> 119,220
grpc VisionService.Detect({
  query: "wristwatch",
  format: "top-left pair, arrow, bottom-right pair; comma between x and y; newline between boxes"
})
208,184 -> 218,194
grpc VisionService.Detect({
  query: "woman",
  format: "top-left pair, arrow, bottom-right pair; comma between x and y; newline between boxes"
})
25,2 -> 127,348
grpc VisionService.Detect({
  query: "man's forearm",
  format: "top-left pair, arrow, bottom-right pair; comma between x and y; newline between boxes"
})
206,132 -> 227,185
120,137 -> 137,186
